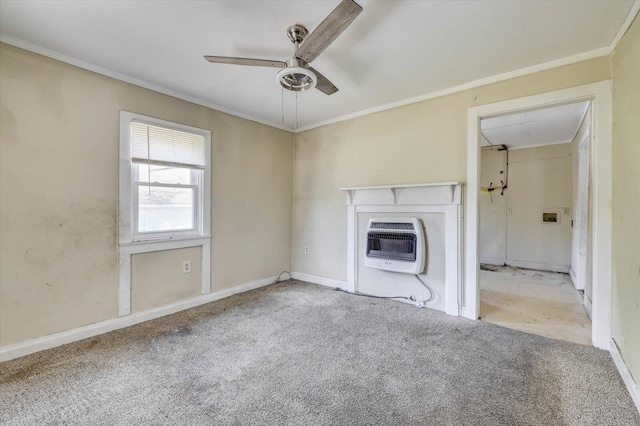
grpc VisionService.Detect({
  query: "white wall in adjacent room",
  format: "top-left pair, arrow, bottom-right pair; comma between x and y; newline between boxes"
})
569,107 -> 592,296
479,148 -> 508,264
479,144 -> 572,272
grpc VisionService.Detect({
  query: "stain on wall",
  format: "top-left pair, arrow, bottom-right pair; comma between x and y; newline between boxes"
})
0,43 -> 294,346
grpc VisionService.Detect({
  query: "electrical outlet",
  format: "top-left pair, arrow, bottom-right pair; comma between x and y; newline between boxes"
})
507,208 -> 512,215
182,261 -> 192,274
304,245 -> 310,255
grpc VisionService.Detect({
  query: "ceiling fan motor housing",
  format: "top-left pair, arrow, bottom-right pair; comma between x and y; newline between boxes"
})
276,58 -> 317,92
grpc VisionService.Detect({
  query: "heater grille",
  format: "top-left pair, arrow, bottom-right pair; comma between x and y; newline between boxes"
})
370,222 -> 415,230
366,232 -> 417,262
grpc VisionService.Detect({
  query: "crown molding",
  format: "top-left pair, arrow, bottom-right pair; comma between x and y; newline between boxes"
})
609,0 -> 640,51
0,35 -> 293,133
2,22 -> 628,135
294,46 -> 611,133
295,0 -> 638,133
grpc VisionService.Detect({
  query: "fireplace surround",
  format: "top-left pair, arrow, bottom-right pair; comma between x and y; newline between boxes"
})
341,182 -> 463,315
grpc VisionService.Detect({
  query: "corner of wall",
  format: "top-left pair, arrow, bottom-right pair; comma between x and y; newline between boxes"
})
289,131 -> 298,274
610,3 -> 640,401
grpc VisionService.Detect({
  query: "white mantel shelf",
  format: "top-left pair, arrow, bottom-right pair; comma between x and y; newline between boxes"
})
340,182 -> 462,205
339,181 -> 461,191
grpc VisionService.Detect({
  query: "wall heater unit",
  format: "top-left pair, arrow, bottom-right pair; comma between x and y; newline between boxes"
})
364,217 -> 426,274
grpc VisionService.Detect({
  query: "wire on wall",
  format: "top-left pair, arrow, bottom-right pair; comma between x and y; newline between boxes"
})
334,287 -> 414,302
480,144 -> 509,200
273,271 -> 296,285
502,148 -> 509,196
414,274 -> 434,303
334,275 -> 434,306
146,125 -> 151,195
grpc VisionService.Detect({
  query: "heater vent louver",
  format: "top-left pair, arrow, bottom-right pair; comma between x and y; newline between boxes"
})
370,222 -> 415,230
366,232 -> 417,262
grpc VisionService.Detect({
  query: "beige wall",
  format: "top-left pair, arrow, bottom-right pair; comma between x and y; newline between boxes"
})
0,44 -> 293,346
131,247 -> 202,313
507,144 -> 572,271
480,144 -> 572,272
293,56 -> 611,282
612,15 -> 640,383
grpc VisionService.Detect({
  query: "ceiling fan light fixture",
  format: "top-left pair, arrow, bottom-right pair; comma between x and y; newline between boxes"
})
276,66 -> 317,92
204,0 -> 363,96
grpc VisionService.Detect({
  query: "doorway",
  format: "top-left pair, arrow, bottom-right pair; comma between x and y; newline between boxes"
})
476,101 -> 592,345
464,81 -> 613,349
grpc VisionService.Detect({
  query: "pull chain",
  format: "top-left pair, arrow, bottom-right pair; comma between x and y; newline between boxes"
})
295,92 -> 298,130
146,126 -> 151,195
281,86 -> 284,125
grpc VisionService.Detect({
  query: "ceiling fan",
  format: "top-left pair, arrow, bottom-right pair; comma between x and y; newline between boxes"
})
204,0 -> 363,95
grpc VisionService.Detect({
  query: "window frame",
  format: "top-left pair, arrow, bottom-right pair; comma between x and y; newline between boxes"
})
119,111 -> 211,245
133,163 -> 201,239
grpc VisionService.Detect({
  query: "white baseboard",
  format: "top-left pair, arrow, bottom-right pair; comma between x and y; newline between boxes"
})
291,272 -> 348,290
292,272 -> 447,310
479,258 -> 569,273
505,260 -> 570,273
569,267 -> 577,287
584,295 -> 593,320
0,275 -> 278,363
479,257 -> 506,266
610,338 -> 640,414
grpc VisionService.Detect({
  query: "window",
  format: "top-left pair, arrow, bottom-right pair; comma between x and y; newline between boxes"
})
119,112 -> 211,243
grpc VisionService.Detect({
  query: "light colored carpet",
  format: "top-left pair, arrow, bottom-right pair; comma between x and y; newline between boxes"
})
1,280 -> 638,425
480,266 -> 592,345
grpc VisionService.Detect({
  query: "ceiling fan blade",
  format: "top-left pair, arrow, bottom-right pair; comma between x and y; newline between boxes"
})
310,67 -> 338,95
204,56 -> 287,68
295,0 -> 363,64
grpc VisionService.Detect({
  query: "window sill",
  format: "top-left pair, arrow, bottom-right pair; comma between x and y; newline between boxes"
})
119,235 -> 212,248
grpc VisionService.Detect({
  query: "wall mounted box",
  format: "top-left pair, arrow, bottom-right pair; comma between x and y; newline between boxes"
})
541,209 -> 562,224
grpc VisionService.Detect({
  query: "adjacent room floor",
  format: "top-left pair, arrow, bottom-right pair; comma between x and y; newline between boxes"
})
1,280 -> 637,425
480,265 -> 592,345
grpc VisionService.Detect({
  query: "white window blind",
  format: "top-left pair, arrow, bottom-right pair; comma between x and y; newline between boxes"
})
131,121 -> 206,167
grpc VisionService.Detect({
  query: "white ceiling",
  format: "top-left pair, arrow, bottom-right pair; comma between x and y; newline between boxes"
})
0,1 -> 635,131
481,101 -> 590,149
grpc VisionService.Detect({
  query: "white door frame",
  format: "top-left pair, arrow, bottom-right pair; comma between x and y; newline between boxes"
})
576,130 -> 591,293
570,126 -> 591,291
464,80 -> 612,349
